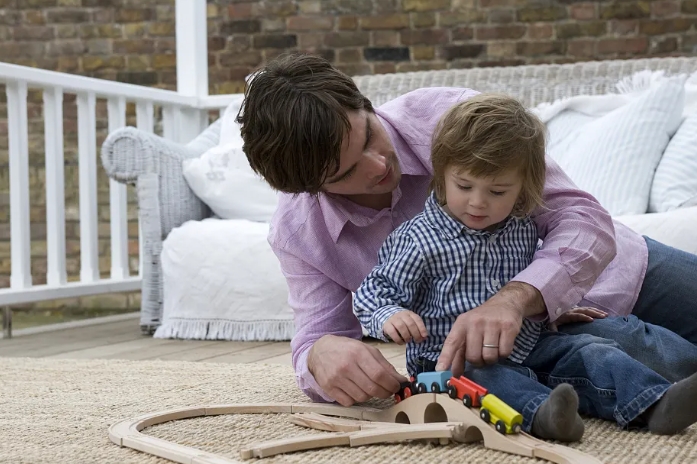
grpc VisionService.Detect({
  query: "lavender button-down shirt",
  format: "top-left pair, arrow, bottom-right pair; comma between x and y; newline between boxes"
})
267,87 -> 648,403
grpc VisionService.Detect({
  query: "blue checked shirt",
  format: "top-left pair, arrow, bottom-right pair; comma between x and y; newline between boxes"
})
354,192 -> 545,376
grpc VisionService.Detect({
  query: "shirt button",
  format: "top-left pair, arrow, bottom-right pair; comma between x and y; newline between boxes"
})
489,236 -> 496,243
556,307 -> 563,315
491,279 -> 500,288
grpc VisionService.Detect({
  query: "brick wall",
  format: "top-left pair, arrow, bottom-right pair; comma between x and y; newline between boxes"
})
0,0 -> 696,313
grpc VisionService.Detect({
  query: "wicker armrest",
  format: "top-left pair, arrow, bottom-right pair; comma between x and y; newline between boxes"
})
100,121 -> 221,332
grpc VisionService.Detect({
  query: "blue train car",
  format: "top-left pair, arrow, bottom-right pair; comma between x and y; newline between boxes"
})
415,370 -> 453,393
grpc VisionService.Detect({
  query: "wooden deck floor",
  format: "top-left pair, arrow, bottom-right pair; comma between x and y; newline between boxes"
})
0,318 -> 407,368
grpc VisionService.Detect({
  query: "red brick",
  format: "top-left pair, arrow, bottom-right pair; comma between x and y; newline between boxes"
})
568,39 -> 596,57
400,28 -> 448,45
360,14 -> 409,29
411,12 -> 436,28
227,3 -> 259,19
372,30 -> 400,46
651,1 -> 680,17
475,25 -> 526,40
597,37 -> 649,54
650,36 -> 678,53
338,16 -> 358,30
404,0 -> 450,12
528,24 -> 553,39
639,18 -> 692,35
298,33 -> 324,48
452,27 -> 473,41
610,20 -> 638,35
338,48 -> 362,62
287,16 -> 333,31
570,3 -> 597,20
600,2 -> 650,20
374,63 -> 397,74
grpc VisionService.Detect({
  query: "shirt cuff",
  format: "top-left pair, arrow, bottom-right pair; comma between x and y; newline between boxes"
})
371,305 -> 408,342
511,259 -> 584,323
295,348 -> 335,403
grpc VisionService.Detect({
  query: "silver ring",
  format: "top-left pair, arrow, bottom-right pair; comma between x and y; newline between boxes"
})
482,344 -> 499,348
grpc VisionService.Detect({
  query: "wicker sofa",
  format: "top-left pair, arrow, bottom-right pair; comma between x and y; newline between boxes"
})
101,56 -> 697,335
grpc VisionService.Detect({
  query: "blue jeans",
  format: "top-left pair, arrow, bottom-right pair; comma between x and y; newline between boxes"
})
416,328 -> 671,433
560,237 -> 697,382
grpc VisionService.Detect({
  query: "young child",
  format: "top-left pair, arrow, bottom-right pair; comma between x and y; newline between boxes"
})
354,93 -> 697,442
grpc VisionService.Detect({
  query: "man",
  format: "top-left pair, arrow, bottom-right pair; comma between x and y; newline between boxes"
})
237,53 -> 697,406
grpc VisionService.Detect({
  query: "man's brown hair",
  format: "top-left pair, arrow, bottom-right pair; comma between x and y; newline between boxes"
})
430,93 -> 547,216
236,53 -> 373,194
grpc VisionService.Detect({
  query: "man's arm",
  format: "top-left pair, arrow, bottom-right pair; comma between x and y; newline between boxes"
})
275,248 -> 405,405
511,156 -> 617,321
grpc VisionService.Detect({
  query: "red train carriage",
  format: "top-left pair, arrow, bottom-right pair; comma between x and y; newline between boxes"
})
446,375 -> 488,407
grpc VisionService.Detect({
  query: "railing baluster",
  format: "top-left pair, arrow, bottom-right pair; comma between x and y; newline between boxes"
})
77,92 -> 99,283
6,81 -> 32,289
43,86 -> 67,286
162,105 -> 178,142
107,97 -> 128,280
136,101 -> 154,277
136,101 -> 154,132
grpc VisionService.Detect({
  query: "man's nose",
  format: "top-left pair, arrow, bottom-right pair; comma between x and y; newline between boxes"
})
368,153 -> 388,178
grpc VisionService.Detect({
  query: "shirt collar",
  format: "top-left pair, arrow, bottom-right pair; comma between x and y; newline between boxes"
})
423,192 -> 519,240
319,188 -> 401,243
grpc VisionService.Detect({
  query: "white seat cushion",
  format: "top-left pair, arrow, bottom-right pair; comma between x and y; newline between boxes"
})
156,218 -> 295,341
614,206 -> 697,256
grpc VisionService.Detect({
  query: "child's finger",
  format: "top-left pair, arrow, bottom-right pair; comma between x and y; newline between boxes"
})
408,313 -> 428,340
384,324 -> 404,344
393,318 -> 414,344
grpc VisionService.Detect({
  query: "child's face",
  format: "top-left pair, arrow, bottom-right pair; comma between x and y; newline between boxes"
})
442,166 -> 524,230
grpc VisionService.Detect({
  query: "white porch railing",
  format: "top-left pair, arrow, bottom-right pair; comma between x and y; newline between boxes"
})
0,0 -> 233,337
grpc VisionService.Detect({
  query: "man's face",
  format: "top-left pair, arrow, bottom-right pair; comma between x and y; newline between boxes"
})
442,166 -> 524,231
321,109 -> 401,197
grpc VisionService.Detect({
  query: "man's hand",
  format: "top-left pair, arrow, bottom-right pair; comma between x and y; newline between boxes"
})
549,306 -> 607,331
436,282 -> 546,376
308,334 -> 408,407
384,310 -> 428,344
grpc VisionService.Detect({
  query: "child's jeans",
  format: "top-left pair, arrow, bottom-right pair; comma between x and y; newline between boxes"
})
415,328 -> 671,433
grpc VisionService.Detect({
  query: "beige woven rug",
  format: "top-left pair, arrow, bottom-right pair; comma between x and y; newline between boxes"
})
1,357 -> 695,464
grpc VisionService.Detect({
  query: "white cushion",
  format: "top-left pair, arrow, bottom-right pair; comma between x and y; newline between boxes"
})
182,97 -> 279,223
649,111 -> 697,212
156,218 -> 295,341
614,206 -> 697,256
547,77 -> 685,216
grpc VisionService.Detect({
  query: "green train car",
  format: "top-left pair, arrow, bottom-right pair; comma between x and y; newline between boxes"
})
479,393 -> 523,434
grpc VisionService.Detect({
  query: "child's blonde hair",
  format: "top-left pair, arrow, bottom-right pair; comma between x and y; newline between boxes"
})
430,93 -> 547,216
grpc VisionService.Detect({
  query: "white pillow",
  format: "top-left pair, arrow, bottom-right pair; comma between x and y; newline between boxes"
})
613,206 -> 697,256
649,111 -> 697,212
548,77 -> 685,216
182,99 -> 279,223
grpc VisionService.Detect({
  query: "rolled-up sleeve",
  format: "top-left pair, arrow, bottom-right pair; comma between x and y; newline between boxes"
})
273,247 -> 362,403
511,156 -> 617,321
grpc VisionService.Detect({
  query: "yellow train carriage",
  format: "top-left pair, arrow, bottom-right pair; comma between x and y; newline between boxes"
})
479,393 -> 523,434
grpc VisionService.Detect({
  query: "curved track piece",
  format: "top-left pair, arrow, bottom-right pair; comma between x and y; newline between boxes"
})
109,398 -> 603,464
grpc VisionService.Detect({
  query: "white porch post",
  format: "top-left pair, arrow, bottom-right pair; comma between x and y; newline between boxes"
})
175,0 -> 209,144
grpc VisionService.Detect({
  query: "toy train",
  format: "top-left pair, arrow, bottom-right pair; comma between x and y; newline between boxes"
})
394,369 -> 523,435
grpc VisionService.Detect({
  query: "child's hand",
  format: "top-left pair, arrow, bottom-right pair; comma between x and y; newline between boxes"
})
384,310 -> 428,345
549,307 -> 607,331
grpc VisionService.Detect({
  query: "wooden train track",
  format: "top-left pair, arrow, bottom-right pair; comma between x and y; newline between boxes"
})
109,393 -> 603,464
